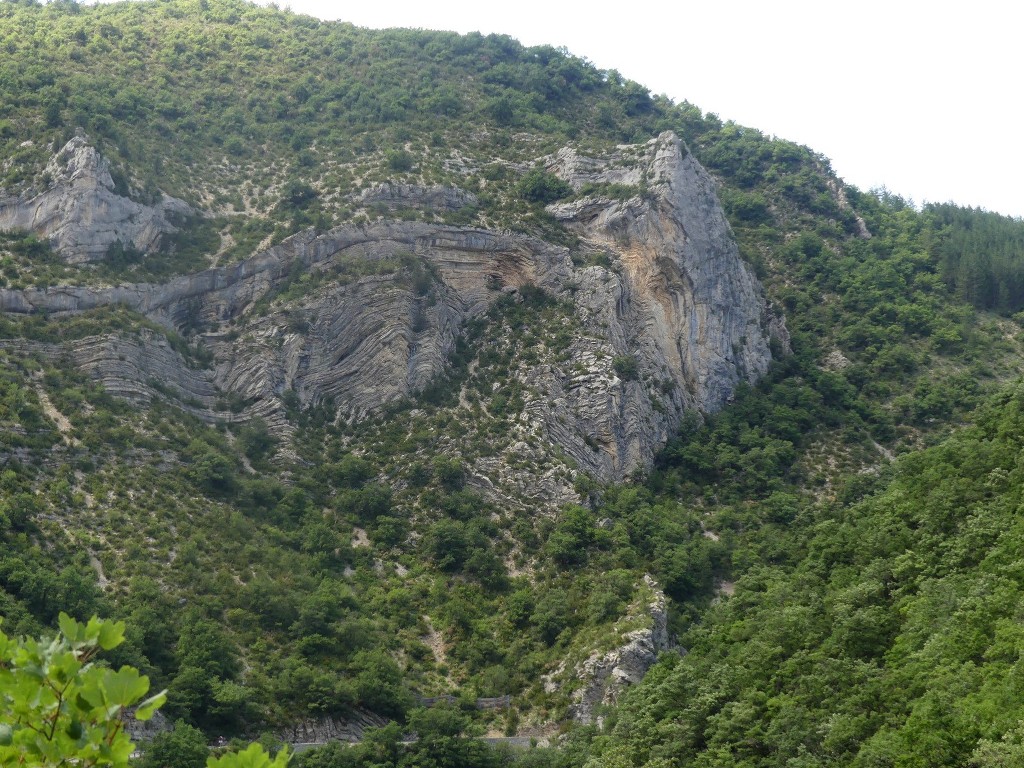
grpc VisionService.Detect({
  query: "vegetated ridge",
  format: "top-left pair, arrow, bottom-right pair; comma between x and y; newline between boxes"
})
3,2 -> 1024,766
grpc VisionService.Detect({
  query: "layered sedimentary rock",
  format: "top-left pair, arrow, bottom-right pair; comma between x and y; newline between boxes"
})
358,182 -> 478,212
568,575 -> 675,724
0,132 -> 786,489
274,710 -> 390,745
0,136 -> 191,262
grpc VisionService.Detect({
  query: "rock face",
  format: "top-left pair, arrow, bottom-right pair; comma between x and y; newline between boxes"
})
122,709 -> 173,740
357,182 -> 478,212
274,710 -> 390,744
0,132 -> 785,490
537,132 -> 788,477
566,575 -> 676,724
547,131 -> 784,413
0,136 -> 192,263
122,706 -> 386,746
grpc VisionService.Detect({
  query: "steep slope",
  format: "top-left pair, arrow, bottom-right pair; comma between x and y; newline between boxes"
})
576,382 -> 1024,767
4,1 -> 1024,758
0,135 -> 192,262
0,132 -> 782,490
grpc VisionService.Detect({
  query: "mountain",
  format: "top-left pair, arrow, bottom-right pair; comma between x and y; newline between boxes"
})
4,1 -> 1024,765
0,130 -> 782,496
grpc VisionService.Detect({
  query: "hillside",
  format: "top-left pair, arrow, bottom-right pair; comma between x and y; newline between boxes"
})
4,1 -> 1024,765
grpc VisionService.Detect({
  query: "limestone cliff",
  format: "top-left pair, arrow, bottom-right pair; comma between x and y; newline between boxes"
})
0,132 -> 786,495
548,132 -> 786,412
540,132 -> 788,478
0,136 -> 191,263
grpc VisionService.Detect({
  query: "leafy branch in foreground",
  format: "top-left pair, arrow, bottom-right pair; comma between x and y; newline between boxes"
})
0,613 -> 288,768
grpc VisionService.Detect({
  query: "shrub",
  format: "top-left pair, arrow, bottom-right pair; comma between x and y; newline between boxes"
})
516,168 -> 572,204
612,355 -> 639,381
385,150 -> 414,172
0,613 -> 288,768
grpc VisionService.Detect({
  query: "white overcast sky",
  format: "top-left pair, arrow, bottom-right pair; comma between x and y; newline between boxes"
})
253,0 -> 1023,218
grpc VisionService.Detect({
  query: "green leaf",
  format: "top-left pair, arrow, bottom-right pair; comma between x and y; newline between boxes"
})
96,619 -> 126,651
75,692 -> 95,713
0,724 -> 12,746
206,743 -> 291,768
100,667 -> 150,707
21,663 -> 45,681
134,689 -> 167,721
58,613 -> 82,645
107,734 -> 135,765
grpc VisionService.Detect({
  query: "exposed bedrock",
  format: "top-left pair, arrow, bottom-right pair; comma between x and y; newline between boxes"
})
0,132 -> 787,486
0,136 -> 192,263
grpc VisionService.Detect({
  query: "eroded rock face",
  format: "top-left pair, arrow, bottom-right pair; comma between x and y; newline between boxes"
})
0,136 -> 192,263
122,706 -> 387,746
122,709 -> 172,741
274,710 -> 390,744
548,131 -> 786,413
538,132 -> 788,478
548,575 -> 678,725
357,182 -> 478,212
0,132 -> 786,492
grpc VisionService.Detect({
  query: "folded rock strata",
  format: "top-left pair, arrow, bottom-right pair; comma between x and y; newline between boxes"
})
0,132 -> 786,492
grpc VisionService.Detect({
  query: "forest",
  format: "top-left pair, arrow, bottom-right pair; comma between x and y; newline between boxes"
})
3,0 -> 1024,766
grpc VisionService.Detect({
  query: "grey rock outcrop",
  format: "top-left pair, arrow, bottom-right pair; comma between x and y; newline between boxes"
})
537,132 -> 788,477
0,136 -> 192,263
274,710 -> 389,744
357,182 -> 477,212
0,223 -> 574,429
548,131 -> 786,412
0,132 -> 785,491
568,575 -> 676,724
122,706 -> 386,746
123,708 -> 173,740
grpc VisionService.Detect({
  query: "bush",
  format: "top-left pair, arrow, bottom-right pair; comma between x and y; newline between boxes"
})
237,418 -> 277,464
516,168 -> 572,204
137,722 -> 208,768
0,613 -> 288,768
612,354 -> 639,381
385,150 -> 414,172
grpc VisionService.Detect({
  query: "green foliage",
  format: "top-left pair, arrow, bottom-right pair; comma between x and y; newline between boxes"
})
277,181 -> 318,212
0,0 -> 668,205
611,355 -> 638,382
516,168 -> 572,204
385,150 -> 414,172
0,611 -> 287,768
207,743 -> 290,768
137,721 -> 209,768
352,649 -> 412,719
184,439 -> 238,496
236,419 -> 277,466
0,613 -> 163,767
531,589 -> 571,646
3,1 -> 1024,760
402,704 -> 500,768
577,382 -> 1024,767
925,203 -> 1024,313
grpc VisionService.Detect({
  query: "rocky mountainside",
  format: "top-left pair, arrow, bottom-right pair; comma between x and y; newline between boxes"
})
9,3 -> 1024,760
0,135 -> 192,263
0,131 -> 784,494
